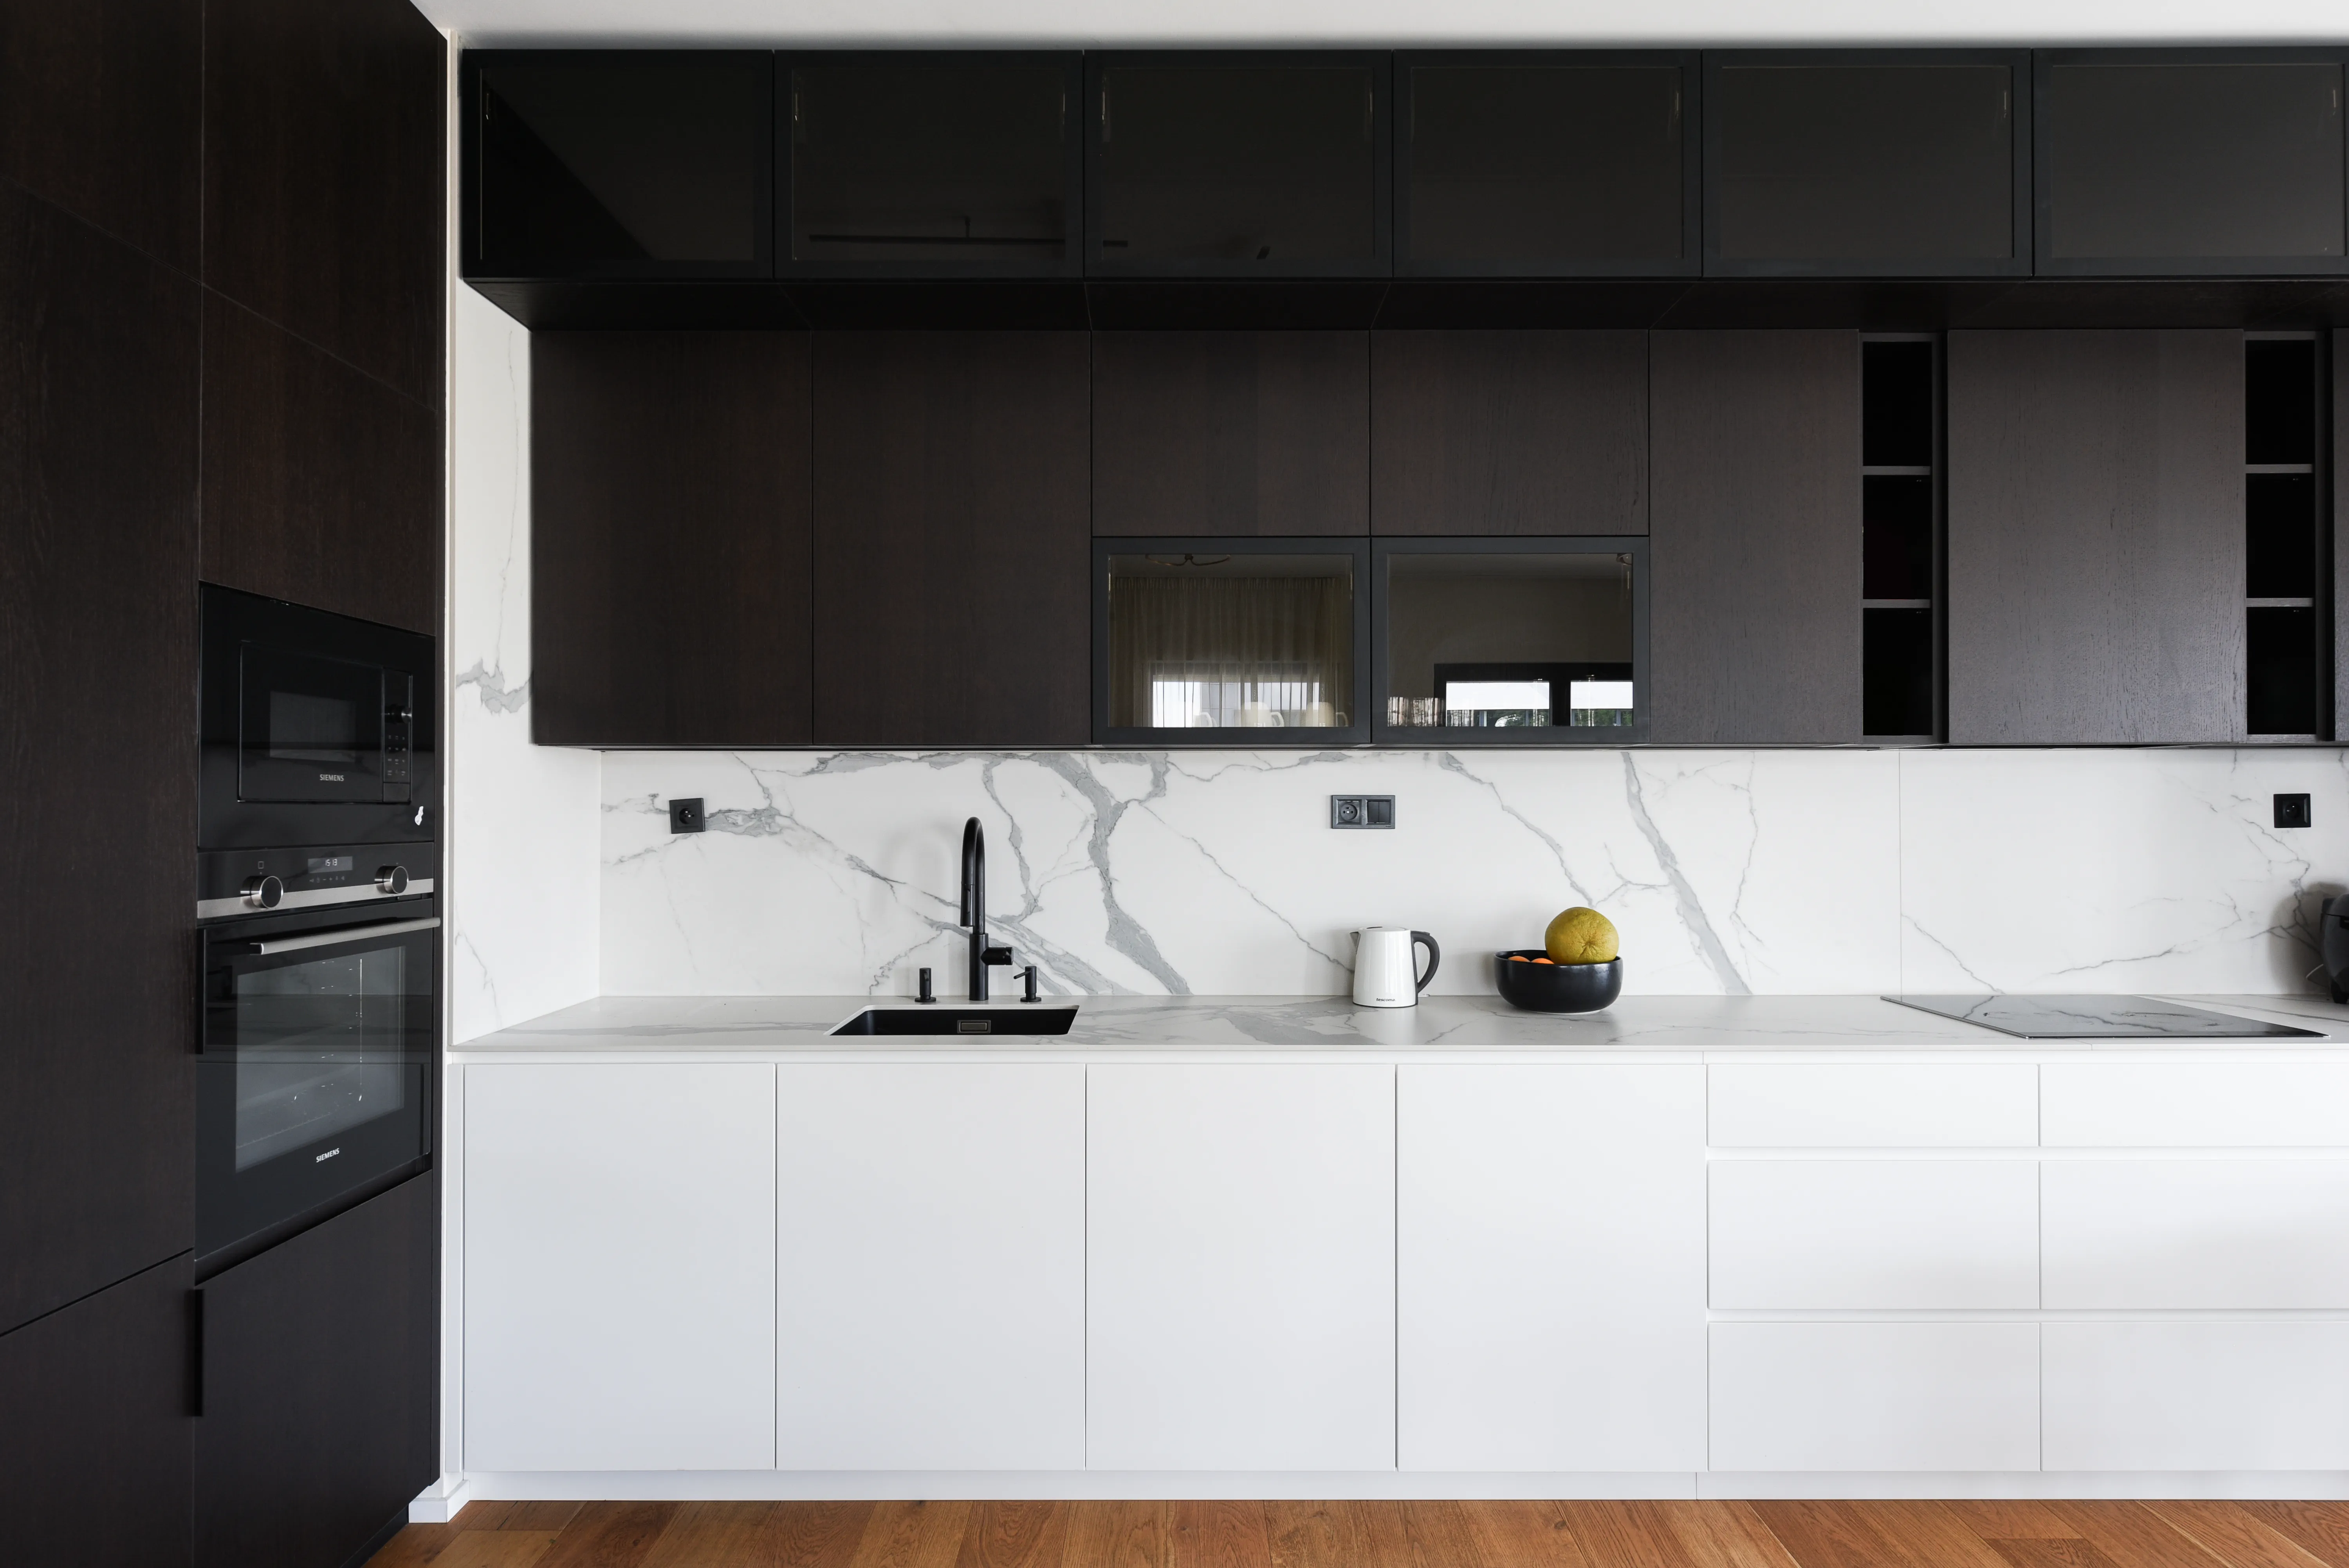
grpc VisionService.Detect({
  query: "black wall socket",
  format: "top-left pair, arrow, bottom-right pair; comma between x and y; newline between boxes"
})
2276,793 -> 2313,829
669,797 -> 706,833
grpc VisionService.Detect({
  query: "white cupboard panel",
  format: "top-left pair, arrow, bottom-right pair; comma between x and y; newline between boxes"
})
465,1063 -> 776,1471
1710,1322 -> 2040,1472
776,1064 -> 1084,1471
1710,1160 -> 2039,1308
2042,1159 -> 2349,1308
2043,1062 -> 2349,1147
1088,1065 -> 1395,1471
2044,1320 -> 2349,1470
1399,1065 -> 1705,1471
1709,1065 -> 2037,1148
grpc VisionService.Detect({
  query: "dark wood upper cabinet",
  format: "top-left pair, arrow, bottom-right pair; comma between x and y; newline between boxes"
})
1086,52 -> 1390,277
1093,331 -> 1368,536
812,332 -> 1091,745
2036,51 -> 2349,275
2338,328 -> 2349,743
0,1254 -> 194,1568
781,52 -> 1081,278
1649,330 -> 1861,743
201,295 -> 443,636
532,331 -> 813,747
0,0 -> 201,272
206,0 -> 445,409
196,1174 -> 437,1568
1704,51 -> 2029,276
1947,329 -> 2244,744
464,50 -> 774,281
1372,330 -> 1647,536
1395,51 -> 1696,276
0,184 -> 198,1335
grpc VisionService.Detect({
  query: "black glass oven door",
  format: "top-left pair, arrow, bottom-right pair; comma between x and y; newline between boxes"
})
238,647 -> 387,804
198,914 -> 436,1257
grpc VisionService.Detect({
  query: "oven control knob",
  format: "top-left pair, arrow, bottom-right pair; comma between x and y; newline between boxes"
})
375,864 -> 410,895
241,874 -> 283,910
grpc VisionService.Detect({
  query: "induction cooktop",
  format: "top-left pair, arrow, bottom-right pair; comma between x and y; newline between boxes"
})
1884,994 -> 2324,1039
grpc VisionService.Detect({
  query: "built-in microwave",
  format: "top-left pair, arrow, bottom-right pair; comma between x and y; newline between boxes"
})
199,584 -> 438,853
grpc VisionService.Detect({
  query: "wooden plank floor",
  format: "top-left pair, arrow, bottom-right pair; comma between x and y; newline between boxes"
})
367,1498 -> 2349,1568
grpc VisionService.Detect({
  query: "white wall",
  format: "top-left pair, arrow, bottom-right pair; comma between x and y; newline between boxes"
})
599,746 -> 2349,999
447,283 -> 601,1043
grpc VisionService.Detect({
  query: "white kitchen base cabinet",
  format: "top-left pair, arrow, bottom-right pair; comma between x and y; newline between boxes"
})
1398,1065 -> 1704,1472
2044,1321 -> 2349,1471
775,1064 -> 1084,1471
1709,1159 -> 2039,1309
1086,1064 -> 1396,1471
1710,1322 -> 2042,1472
464,1063 -> 778,1471
2042,1159 -> 2349,1308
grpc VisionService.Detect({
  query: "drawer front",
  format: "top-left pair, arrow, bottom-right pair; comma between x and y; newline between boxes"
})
2044,1321 -> 2349,1471
1710,1322 -> 2041,1472
1710,1064 -> 2037,1147
2042,1158 -> 2349,1308
1710,1160 -> 2039,1309
2042,1062 -> 2349,1147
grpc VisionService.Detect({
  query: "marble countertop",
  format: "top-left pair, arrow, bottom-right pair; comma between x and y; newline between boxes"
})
454,991 -> 2349,1057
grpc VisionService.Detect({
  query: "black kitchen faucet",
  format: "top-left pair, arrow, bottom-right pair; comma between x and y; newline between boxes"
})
960,816 -> 1015,1002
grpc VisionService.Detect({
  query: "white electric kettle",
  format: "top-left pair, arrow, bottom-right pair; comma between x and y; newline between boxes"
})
1350,927 -> 1441,1008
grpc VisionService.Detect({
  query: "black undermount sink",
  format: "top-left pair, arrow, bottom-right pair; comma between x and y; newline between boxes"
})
830,1005 -> 1080,1036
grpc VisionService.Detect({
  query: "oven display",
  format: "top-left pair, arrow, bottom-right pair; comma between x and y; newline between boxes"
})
305,855 -> 355,877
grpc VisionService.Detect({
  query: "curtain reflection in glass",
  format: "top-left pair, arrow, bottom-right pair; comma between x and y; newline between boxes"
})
1108,563 -> 1352,729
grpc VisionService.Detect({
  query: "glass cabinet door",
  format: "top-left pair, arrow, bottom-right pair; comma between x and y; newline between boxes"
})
1376,541 -> 1647,742
1099,545 -> 1368,742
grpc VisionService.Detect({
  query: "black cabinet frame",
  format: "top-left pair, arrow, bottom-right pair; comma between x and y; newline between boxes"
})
1393,49 -> 1701,280
1082,51 -> 1394,280
460,49 -> 776,282
1371,535 -> 1651,747
1702,48 -> 2034,279
2032,47 -> 2349,279
1092,536 -> 1375,746
775,51 -> 1084,281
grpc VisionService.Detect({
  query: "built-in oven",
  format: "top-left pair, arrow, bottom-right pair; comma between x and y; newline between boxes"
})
200,583 -> 438,853
197,896 -> 438,1261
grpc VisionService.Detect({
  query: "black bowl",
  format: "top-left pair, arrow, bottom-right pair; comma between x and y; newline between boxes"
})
1496,951 -> 1622,1013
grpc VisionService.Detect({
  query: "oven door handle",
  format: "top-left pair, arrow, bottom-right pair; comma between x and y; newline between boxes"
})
248,916 -> 441,955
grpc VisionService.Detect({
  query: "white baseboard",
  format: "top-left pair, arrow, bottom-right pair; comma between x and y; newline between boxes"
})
450,1469 -> 2349,1503
409,1474 -> 472,1523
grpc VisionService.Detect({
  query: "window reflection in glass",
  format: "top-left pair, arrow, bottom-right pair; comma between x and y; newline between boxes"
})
1107,554 -> 1353,729
1386,552 -> 1634,730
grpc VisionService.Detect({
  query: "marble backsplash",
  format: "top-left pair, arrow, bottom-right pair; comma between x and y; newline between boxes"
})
597,745 -> 2349,1000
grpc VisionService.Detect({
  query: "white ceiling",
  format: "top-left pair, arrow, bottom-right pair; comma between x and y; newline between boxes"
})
414,0 -> 2349,49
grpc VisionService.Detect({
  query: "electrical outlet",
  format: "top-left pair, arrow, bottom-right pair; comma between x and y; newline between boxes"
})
2276,793 -> 2312,829
668,797 -> 706,834
1330,794 -> 1396,829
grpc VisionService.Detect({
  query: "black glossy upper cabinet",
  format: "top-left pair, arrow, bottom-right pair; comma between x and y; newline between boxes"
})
1396,52 -> 1697,276
1705,51 -> 2029,276
2037,51 -> 2348,275
781,53 -> 1081,277
462,51 -> 774,280
1086,52 -> 1389,276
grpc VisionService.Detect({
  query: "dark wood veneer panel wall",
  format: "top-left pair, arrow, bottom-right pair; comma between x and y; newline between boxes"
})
202,0 -> 447,409
1371,329 -> 1647,534
0,0 -> 202,272
201,296 -> 444,635
1648,329 -> 1862,743
1092,331 -> 1369,536
813,332 -> 1092,745
533,332 -> 814,746
0,183 -> 200,1336
1947,329 -> 2244,743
